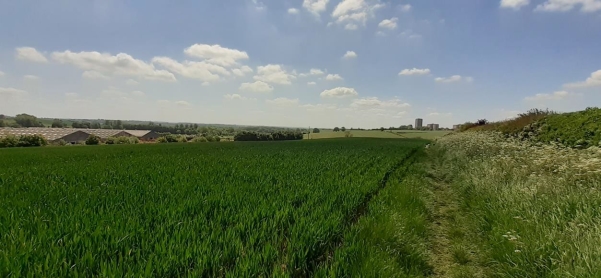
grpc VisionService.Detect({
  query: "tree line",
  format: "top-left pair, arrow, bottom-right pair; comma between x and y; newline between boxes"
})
234,131 -> 304,141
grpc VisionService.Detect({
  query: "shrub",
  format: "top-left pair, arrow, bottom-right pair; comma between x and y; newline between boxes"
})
17,134 -> 48,147
105,136 -> 139,145
157,135 -> 178,143
178,136 -> 188,143
215,136 -> 221,142
105,137 -> 117,145
191,136 -> 208,143
0,135 -> 19,148
56,139 -> 67,146
85,135 -> 101,145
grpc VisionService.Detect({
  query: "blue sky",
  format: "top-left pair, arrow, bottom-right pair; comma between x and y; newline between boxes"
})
1,0 -> 600,128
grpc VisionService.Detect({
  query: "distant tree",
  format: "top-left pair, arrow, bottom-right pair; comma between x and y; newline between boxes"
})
0,120 -> 5,127
91,122 -> 101,129
51,119 -> 65,128
341,127 -> 346,132
476,119 -> 488,126
15,114 -> 44,127
380,127 -> 385,131
333,127 -> 340,132
313,128 -> 320,133
0,114 -> 5,119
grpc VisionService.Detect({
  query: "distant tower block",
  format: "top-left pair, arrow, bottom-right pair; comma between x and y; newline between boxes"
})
415,118 -> 423,129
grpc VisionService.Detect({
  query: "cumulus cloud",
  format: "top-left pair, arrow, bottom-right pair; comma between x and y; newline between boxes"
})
343,51 -> 357,59
378,17 -> 398,30
299,68 -> 325,77
239,81 -> 274,93
131,90 -> 145,97
435,75 -> 473,83
308,81 -> 317,85
564,69 -> 601,88
399,68 -> 431,76
15,47 -> 48,63
524,91 -> 579,101
184,44 -> 249,67
288,8 -> 300,14
152,56 -> 231,82
399,4 -> 411,12
535,0 -> 601,12
232,66 -> 254,77
350,97 -> 410,109
126,79 -> 139,85
500,0 -> 530,10
266,97 -> 300,106
23,75 -> 39,80
345,23 -> 358,30
53,50 -> 176,82
224,93 -> 255,101
65,92 -> 78,98
320,87 -> 358,98
82,71 -> 110,80
325,74 -> 344,81
332,0 -> 386,27
253,64 -> 296,85
428,112 -> 453,117
176,101 -> 191,107
303,0 -> 329,16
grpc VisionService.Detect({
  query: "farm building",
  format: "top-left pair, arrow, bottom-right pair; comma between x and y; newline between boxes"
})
0,128 -> 159,143
124,130 -> 160,141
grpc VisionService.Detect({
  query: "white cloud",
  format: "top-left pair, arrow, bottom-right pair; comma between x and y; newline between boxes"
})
345,23 -> 359,30
184,44 -> 249,67
332,0 -> 386,27
15,47 -> 48,63
399,4 -> 411,12
288,8 -> 300,14
376,31 -> 387,36
524,91 -> 579,101
224,93 -> 254,101
535,0 -> 601,12
308,81 -> 317,85
428,112 -> 453,117
378,17 -> 398,30
0,71 -> 4,77
131,90 -> 145,97
175,100 -> 191,107
52,50 -> 176,82
65,92 -> 78,98
232,66 -> 254,77
301,103 -> 338,111
303,0 -> 329,16
564,69 -> 601,88
320,87 -> 358,98
343,51 -> 357,59
23,75 -> 39,80
253,64 -> 296,85
399,68 -> 431,76
0,87 -> 28,99
266,97 -> 299,106
239,81 -> 274,93
350,97 -> 410,109
82,71 -> 110,80
152,57 -> 229,82
126,79 -> 139,85
393,111 -> 408,118
500,0 -> 530,10
435,75 -> 473,83
299,68 -> 326,77
325,73 -> 344,81
251,0 -> 266,11
400,30 -> 422,40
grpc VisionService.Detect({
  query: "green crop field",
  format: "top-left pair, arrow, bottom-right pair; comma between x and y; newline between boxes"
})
0,138 -> 427,277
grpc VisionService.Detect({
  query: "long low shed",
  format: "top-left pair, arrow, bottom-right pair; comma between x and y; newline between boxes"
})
0,128 -> 159,143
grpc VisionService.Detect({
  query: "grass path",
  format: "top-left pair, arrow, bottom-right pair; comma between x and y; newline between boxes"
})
424,154 -> 490,278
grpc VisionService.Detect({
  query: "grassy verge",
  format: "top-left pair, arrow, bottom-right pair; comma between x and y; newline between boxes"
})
314,149 -> 433,277
431,132 -> 601,277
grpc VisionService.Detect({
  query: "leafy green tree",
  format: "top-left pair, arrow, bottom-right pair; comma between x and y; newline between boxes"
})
15,114 -> 44,127
333,127 -> 340,132
51,119 -> 65,128
341,127 -> 346,132
313,128 -> 320,133
0,119 -> 5,127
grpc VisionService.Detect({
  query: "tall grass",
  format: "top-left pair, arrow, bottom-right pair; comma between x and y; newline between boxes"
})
432,132 -> 601,277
